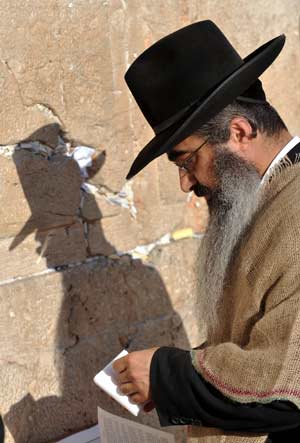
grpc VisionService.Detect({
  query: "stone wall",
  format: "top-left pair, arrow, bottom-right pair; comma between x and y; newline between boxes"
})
0,1 -> 299,442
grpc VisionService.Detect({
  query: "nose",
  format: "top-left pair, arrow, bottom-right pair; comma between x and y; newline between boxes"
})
179,169 -> 197,193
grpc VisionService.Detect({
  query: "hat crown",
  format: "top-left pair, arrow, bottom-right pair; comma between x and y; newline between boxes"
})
125,20 -> 243,131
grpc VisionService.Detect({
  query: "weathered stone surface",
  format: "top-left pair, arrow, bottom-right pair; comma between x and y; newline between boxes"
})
80,192 -> 120,222
0,0 -> 133,190
131,171 -> 189,244
0,222 -> 87,281
0,152 -> 82,238
64,257 -> 175,336
100,208 -> 141,252
1,255 -> 189,443
86,221 -> 116,256
0,151 -> 87,280
0,271 -> 75,356
149,237 -> 207,348
35,223 -> 87,267
0,57 -> 58,146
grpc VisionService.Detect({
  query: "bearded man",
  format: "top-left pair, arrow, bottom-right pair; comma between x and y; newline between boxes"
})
113,21 -> 300,442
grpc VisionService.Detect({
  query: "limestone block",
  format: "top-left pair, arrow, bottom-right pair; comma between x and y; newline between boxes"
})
64,257 -> 174,337
0,271 -> 75,356
0,0 -> 135,190
131,170 -> 186,244
100,208 -> 140,252
119,155 -> 207,246
0,154 -> 37,238
126,311 -> 189,351
34,223 -> 87,267
80,192 -> 120,222
149,237 -> 206,348
86,221 -> 115,257
0,151 -> 82,238
0,57 -> 58,145
0,222 -> 87,281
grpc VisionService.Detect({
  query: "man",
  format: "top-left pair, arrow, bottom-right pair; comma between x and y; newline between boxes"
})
113,21 -> 300,442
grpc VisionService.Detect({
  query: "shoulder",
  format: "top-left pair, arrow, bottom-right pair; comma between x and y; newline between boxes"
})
239,167 -> 300,277
257,165 -> 300,238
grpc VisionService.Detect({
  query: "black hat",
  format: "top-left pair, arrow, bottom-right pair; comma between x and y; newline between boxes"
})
125,20 -> 285,179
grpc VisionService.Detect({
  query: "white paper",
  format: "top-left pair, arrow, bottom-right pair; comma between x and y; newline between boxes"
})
93,350 -> 141,416
98,407 -> 175,443
69,146 -> 95,178
56,424 -> 100,443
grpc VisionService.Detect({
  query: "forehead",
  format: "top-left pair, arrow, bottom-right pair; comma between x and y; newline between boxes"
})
167,134 -> 204,161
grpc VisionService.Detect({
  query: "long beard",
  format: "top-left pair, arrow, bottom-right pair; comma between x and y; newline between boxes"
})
196,146 -> 262,341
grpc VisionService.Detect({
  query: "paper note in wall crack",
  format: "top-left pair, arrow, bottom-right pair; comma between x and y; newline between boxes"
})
93,350 -> 141,416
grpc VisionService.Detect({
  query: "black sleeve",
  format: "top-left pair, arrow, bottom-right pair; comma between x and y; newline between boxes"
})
0,415 -> 4,443
150,347 -> 300,434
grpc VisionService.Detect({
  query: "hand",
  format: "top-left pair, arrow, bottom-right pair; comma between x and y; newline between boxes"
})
113,348 -> 159,408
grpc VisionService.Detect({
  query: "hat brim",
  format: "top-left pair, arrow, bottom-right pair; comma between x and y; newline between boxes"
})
126,34 -> 285,180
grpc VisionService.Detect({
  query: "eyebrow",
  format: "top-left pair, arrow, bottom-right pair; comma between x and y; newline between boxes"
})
167,150 -> 189,162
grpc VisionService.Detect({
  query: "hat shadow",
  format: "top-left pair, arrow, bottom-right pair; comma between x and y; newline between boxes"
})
4,124 -> 190,443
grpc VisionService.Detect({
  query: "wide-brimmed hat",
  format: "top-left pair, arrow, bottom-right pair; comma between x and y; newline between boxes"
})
125,20 -> 285,179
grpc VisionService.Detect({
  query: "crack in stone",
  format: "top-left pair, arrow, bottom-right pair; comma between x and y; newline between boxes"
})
45,210 -> 77,218
1,59 -> 65,127
33,103 -> 65,127
62,283 -> 80,355
62,334 -> 79,355
2,59 -> 27,107
0,232 -> 201,287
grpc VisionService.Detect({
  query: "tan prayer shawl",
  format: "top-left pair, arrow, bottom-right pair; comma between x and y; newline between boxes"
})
190,163 -> 300,442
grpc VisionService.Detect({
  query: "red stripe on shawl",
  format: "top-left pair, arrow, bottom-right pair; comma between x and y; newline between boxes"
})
196,349 -> 300,400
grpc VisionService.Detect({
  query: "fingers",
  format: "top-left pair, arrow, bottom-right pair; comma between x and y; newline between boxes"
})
116,369 -> 130,384
118,383 -> 145,404
117,381 -> 148,404
112,351 -> 152,405
112,356 -> 127,373
118,382 -> 136,396
129,393 -> 144,404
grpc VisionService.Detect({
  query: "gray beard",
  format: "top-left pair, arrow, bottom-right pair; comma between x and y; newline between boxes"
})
196,146 -> 262,340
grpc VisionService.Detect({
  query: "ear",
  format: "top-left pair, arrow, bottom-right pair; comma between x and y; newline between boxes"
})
228,117 -> 255,153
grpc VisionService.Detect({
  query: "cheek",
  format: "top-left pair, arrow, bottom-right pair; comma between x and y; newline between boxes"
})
194,154 -> 217,188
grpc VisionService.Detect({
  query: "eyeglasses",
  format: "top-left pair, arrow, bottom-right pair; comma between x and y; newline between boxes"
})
176,139 -> 208,174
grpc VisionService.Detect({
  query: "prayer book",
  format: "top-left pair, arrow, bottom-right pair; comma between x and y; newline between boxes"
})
57,407 -> 175,443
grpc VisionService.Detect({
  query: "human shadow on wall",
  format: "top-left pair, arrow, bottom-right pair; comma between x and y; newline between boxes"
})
5,124 -> 190,443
